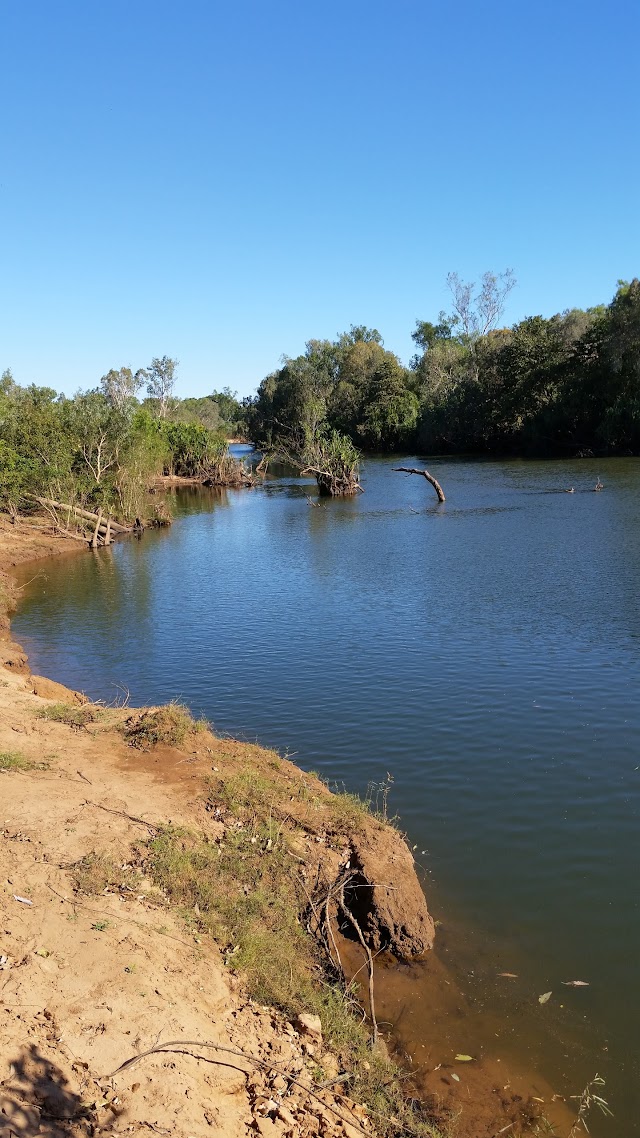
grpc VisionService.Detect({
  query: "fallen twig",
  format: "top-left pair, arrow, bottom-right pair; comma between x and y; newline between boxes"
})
83,800 -> 159,830
104,1040 -> 372,1137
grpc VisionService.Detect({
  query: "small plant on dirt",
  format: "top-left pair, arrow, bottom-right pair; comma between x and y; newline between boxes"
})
123,703 -> 207,749
367,772 -> 398,825
72,852 -> 139,895
326,789 -> 370,835
37,702 -> 98,729
91,920 -> 110,932
568,1073 -> 612,1136
0,746 -> 44,773
211,770 -> 277,821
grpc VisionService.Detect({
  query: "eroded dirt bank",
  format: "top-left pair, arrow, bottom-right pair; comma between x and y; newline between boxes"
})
0,516 -> 575,1138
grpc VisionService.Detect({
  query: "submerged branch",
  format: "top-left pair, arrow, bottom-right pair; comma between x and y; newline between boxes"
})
392,468 -> 445,503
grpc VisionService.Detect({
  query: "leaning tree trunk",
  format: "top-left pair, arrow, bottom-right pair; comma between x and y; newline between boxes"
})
393,467 -> 445,502
90,509 -> 103,550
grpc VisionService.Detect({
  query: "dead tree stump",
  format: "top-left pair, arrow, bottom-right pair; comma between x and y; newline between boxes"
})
393,467 -> 446,503
90,509 -> 103,549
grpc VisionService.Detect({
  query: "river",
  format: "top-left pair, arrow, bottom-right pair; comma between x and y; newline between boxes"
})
13,452 -> 640,1136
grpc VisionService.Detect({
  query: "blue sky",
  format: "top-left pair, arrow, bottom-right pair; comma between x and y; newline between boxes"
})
1,0 -> 638,399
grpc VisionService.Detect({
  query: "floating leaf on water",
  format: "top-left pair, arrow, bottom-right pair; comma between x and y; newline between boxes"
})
538,991 -> 552,1004
451,1072 -> 460,1082
498,972 -> 518,978
455,1055 -> 475,1062
562,980 -> 590,987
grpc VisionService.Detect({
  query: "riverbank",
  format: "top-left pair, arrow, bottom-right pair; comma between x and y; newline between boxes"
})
0,514 -> 576,1137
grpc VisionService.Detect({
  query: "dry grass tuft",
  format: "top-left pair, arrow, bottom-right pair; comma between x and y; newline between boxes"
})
36,702 -> 99,729
71,851 -> 140,896
122,703 -> 208,749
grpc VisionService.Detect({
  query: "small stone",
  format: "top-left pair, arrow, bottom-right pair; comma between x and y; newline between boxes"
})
319,1052 -> 340,1081
294,1013 -> 322,1044
276,1103 -> 296,1128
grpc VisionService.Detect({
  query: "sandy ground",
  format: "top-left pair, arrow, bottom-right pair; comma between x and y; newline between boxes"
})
0,669 -> 372,1138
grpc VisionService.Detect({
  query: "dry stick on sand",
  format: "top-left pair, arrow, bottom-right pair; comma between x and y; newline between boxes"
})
105,1041 -> 384,1138
104,1042 -> 430,1138
82,800 -> 159,830
392,467 -> 446,503
324,883 -> 345,978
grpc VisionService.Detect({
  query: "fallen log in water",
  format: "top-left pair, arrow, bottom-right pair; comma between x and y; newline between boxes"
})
26,496 -> 132,533
392,467 -> 446,503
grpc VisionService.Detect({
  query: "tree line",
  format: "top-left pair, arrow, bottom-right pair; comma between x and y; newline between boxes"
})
0,357 -> 249,520
247,276 -> 640,457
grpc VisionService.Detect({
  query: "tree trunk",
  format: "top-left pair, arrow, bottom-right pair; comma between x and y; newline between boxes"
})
27,496 -> 131,532
90,510 -> 103,550
104,515 -> 112,546
392,467 -> 446,502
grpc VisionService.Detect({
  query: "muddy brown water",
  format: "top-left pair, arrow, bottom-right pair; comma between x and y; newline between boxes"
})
13,453 -> 640,1136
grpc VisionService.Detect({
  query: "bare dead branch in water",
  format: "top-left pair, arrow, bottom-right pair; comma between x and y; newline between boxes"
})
339,880 -> 379,1046
392,468 -> 445,503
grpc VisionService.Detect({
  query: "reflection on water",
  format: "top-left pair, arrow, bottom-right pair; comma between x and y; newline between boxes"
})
13,455 -> 640,1136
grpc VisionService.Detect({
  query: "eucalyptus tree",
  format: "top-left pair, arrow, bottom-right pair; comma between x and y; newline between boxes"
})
146,355 -> 178,418
100,366 -> 146,409
445,269 -> 517,342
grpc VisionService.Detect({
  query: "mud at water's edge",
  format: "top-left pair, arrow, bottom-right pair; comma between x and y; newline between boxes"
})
338,933 -> 576,1138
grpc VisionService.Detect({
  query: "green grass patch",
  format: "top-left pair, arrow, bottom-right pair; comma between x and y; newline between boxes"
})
208,765 -> 373,838
0,750 -> 48,771
123,703 -> 207,748
36,702 -> 98,729
142,823 -> 445,1137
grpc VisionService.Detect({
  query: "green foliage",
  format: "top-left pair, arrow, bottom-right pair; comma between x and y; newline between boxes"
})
250,278 -> 640,457
162,420 -> 226,476
0,374 -> 171,519
0,746 -> 45,773
0,360 -> 251,520
250,328 -> 416,453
